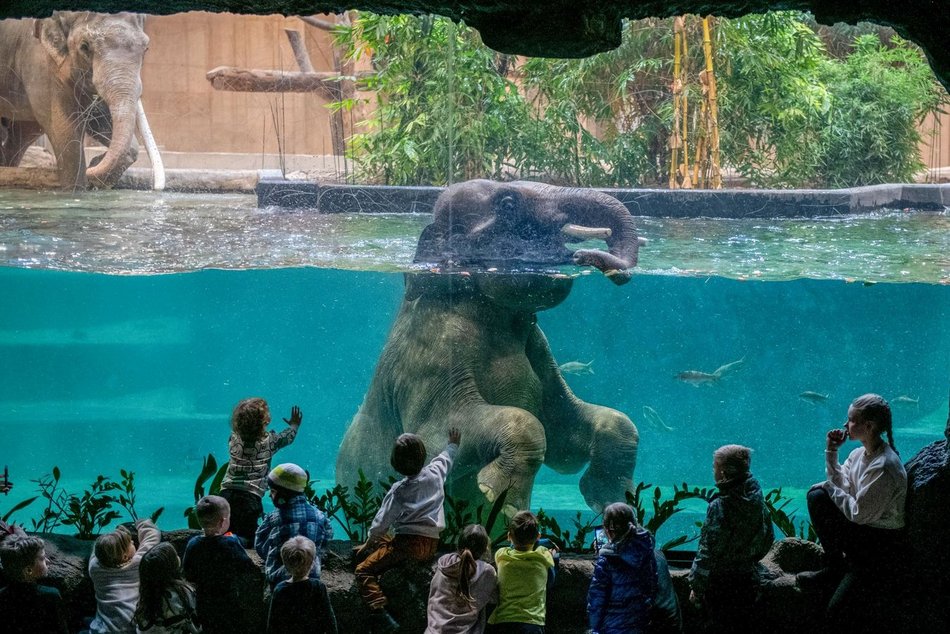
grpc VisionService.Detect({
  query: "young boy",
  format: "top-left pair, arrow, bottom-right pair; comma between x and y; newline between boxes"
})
88,519 -> 160,634
255,463 -> 333,587
266,536 -> 338,634
355,428 -> 461,634
182,495 -> 260,634
688,444 -> 774,634
488,510 -> 558,634
0,534 -> 69,634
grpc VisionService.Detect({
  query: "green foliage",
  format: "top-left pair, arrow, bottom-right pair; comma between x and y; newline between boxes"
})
765,487 -> 817,541
306,469 -> 394,543
61,475 -> 122,540
627,481 -> 715,550
441,488 -> 508,549
114,469 -> 164,525
536,508 -> 602,552
184,454 -> 229,530
333,11 -> 945,189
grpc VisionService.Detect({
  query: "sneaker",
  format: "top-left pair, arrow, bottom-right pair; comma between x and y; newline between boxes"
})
370,608 -> 400,634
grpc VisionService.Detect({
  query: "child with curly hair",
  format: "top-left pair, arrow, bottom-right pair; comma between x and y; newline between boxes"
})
220,398 -> 302,544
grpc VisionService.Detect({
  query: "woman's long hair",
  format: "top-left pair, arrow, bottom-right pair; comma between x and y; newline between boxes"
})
455,524 -> 490,603
852,393 -> 897,454
134,543 -> 194,628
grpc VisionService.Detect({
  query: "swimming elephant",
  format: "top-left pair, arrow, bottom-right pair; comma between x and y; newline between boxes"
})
336,179 -> 641,518
0,12 -> 148,188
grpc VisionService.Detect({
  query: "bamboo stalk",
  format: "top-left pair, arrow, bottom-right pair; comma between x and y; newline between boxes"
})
702,16 -> 722,189
670,17 -> 683,189
680,17 -> 692,188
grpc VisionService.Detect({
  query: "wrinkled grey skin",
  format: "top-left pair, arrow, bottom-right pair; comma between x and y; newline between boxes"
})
336,180 -> 640,517
0,12 -> 147,188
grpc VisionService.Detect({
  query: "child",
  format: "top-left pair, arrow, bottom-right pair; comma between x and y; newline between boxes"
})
587,503 -> 657,634
89,519 -> 161,634
255,463 -> 333,587
220,398 -> 302,545
355,428 -> 460,634
0,534 -> 69,634
802,393 -> 907,630
487,510 -> 558,634
688,444 -> 773,634
266,536 -> 337,634
425,524 -> 498,634
133,543 -> 199,633
182,495 -> 259,634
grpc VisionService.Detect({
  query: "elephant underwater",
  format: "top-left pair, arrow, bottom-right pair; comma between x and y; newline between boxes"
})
336,179 -> 643,518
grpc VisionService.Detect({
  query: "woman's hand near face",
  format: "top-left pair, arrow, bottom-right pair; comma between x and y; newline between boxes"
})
826,427 -> 847,451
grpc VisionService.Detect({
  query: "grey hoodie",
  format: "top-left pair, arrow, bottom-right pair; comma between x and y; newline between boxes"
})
425,552 -> 498,634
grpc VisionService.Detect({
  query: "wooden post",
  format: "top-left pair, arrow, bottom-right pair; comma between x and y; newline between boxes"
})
284,29 -> 315,73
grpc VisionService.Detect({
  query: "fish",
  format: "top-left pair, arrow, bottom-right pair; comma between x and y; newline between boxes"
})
892,395 -> 919,406
642,405 -> 675,432
676,357 -> 745,386
559,360 -> 594,375
799,391 -> 830,403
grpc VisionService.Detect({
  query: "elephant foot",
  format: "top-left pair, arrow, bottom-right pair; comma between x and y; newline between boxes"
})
477,461 -> 529,518
579,468 -> 635,514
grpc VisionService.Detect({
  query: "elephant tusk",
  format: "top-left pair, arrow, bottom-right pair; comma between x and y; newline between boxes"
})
561,224 -> 612,240
638,236 -> 649,246
135,99 -> 165,191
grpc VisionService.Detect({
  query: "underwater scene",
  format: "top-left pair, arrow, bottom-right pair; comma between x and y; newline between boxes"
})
1,190 -> 948,546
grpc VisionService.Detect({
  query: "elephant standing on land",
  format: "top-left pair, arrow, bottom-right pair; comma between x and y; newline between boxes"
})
0,12 -> 149,189
336,179 -> 641,518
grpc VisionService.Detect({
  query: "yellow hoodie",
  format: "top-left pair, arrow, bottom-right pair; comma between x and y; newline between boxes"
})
488,545 -> 555,626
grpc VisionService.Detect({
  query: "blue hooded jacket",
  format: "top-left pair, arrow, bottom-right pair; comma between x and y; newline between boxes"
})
587,524 -> 658,634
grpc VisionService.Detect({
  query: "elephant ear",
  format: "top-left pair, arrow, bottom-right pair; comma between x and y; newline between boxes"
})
34,12 -> 73,67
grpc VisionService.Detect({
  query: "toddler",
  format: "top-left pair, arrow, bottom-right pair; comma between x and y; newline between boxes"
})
488,510 -> 559,634
688,444 -> 773,634
0,533 -> 68,633
266,536 -> 338,634
220,398 -> 302,544
356,427 -> 460,634
587,502 -> 657,634
426,524 -> 498,634
88,519 -> 161,633
255,463 -> 333,587
133,543 -> 199,633
182,495 -> 260,634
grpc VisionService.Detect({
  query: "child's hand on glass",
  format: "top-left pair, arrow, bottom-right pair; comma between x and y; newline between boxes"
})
448,427 -> 461,446
283,406 -> 303,427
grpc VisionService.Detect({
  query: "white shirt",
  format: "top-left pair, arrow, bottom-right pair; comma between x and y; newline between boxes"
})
370,443 -> 457,539
821,444 -> 907,529
89,521 -> 162,634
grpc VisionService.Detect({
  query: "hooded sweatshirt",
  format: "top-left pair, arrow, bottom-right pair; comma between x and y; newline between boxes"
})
425,552 -> 498,634
587,524 -> 658,634
688,473 -> 774,595
488,545 -> 556,626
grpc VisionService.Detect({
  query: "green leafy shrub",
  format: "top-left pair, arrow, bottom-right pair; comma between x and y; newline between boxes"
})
765,487 -> 817,541
184,454 -> 228,530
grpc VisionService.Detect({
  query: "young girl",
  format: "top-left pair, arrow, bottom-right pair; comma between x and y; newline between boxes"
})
219,398 -> 302,544
89,519 -> 161,634
134,543 -> 200,634
803,393 -> 907,629
425,524 -> 498,634
587,503 -> 657,634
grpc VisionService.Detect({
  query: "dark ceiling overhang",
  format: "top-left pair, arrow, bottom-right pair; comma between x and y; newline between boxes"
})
2,1 -> 947,92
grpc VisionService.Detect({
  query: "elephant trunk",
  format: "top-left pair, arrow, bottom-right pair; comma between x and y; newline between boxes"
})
561,190 -> 640,285
86,62 -> 142,189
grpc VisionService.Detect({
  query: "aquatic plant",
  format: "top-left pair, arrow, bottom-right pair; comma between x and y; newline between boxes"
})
307,469 -> 395,543
627,481 -> 716,550
441,488 -> 509,549
535,508 -> 603,552
764,487 -> 817,542
184,454 -> 228,530
114,469 -> 164,525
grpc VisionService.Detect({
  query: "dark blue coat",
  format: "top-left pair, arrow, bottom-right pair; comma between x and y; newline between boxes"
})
587,525 -> 658,634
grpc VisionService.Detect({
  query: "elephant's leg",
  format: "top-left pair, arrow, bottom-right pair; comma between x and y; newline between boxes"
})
575,405 -> 639,512
459,404 -> 547,516
0,120 -> 43,166
526,326 -> 639,512
45,110 -> 87,188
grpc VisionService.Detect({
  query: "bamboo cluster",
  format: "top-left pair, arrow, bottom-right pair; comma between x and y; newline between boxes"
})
669,16 -> 722,189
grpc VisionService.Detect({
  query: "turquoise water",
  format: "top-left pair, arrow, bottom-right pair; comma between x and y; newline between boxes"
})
1,190 -> 948,545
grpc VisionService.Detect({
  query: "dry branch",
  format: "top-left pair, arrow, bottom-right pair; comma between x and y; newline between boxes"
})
206,66 -> 341,98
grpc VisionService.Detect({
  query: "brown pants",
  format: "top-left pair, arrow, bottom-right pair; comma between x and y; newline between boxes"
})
355,534 -> 438,609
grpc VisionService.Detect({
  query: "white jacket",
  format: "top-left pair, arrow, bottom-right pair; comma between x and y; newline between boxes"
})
89,520 -> 161,634
821,444 -> 907,529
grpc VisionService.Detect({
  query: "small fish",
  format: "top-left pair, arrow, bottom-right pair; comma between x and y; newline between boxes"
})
799,391 -> 830,403
892,395 -> 919,406
676,357 -> 745,386
642,405 -> 675,432
559,360 -> 594,375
